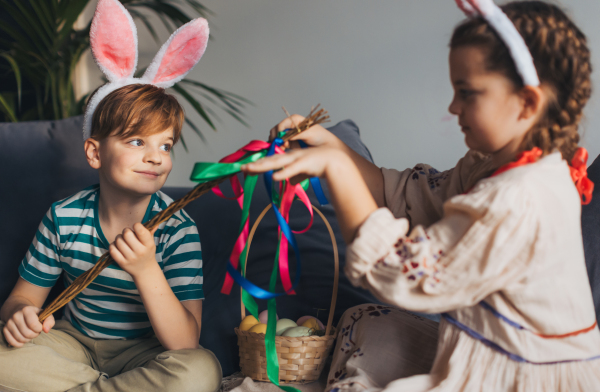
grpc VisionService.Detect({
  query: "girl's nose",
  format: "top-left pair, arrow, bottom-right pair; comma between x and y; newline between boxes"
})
448,96 -> 461,116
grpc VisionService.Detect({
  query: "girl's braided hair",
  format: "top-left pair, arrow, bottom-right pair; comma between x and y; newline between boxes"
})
450,1 -> 592,163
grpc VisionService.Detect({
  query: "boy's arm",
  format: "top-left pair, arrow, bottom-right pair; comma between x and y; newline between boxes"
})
133,266 -> 201,350
110,223 -> 202,350
1,278 -> 55,347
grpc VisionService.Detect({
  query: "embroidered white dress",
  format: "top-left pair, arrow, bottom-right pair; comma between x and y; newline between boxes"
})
328,151 -> 600,392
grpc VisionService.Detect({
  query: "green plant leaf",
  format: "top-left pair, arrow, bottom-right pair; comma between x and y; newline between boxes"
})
128,9 -> 160,43
0,93 -> 18,122
172,83 -> 216,130
184,116 -> 207,144
0,53 -> 22,109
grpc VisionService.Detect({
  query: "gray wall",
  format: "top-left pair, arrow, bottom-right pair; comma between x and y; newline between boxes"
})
84,0 -> 600,187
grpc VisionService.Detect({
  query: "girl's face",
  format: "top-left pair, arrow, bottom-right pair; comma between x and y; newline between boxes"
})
448,46 -> 537,160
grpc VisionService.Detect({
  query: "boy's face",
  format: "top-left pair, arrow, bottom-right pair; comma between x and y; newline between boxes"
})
93,127 -> 174,196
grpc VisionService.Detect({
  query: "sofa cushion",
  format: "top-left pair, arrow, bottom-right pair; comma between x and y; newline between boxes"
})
0,116 -> 99,308
581,154 -> 600,326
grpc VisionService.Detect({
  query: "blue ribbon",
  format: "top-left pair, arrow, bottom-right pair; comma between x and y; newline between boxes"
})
297,140 -> 329,206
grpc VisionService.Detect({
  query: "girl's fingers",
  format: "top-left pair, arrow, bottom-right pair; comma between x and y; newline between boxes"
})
277,115 -> 306,133
243,151 -> 301,173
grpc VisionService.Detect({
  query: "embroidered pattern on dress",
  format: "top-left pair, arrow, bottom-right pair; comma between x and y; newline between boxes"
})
375,231 -> 443,286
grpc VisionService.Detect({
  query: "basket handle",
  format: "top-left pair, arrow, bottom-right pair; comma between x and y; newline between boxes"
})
240,204 -> 339,337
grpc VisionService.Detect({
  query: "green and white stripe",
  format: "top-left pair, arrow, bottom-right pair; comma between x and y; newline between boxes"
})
19,185 -> 203,339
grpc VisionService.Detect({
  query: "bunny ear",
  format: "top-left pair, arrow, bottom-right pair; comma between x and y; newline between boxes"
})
142,18 -> 209,88
90,0 -> 138,82
455,0 -> 477,16
464,0 -> 496,17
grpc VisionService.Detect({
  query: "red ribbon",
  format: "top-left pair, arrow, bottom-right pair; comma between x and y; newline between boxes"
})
569,148 -> 594,205
492,147 -> 594,205
213,140 -> 314,295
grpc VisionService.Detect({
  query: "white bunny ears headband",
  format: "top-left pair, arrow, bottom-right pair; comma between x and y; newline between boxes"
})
83,0 -> 209,140
455,0 -> 540,87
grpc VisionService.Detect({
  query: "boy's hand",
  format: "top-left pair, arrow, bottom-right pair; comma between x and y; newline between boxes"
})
110,223 -> 159,278
3,305 -> 55,348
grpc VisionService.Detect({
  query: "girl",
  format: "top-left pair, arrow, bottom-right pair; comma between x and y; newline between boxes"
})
243,1 -> 600,391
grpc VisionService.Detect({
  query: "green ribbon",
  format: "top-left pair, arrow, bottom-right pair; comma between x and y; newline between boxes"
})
190,146 -> 301,391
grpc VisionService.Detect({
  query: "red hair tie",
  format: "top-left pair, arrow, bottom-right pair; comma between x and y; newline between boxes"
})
570,148 -> 594,205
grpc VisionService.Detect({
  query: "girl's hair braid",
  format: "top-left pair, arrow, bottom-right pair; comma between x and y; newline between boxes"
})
450,1 -> 592,163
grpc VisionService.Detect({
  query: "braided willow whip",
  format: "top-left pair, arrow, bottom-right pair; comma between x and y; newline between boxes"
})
38,107 -> 330,323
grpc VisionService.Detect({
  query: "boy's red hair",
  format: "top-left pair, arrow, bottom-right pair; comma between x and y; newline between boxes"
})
90,84 -> 184,143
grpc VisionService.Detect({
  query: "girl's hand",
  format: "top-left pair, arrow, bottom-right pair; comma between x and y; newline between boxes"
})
270,114 -> 343,151
3,306 -> 55,347
242,146 -> 345,183
110,223 -> 159,279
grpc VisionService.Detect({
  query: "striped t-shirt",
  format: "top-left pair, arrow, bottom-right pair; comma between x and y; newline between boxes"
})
19,185 -> 204,339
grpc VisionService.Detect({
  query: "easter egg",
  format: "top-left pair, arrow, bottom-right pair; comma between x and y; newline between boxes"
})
239,315 -> 260,331
258,309 -> 279,324
276,319 -> 298,336
301,318 -> 321,330
281,326 -> 312,337
248,323 -> 268,334
296,316 -> 325,330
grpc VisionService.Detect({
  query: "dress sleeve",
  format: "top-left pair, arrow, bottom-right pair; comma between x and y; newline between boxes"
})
345,179 -> 538,314
382,150 -> 495,228
19,207 -> 63,288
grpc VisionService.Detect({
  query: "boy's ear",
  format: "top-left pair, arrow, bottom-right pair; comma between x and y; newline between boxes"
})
84,138 -> 102,169
518,85 -> 546,121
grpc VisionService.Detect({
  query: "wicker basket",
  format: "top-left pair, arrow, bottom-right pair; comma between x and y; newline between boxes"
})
235,204 -> 339,384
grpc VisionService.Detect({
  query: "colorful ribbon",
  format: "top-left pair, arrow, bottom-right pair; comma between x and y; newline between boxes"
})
569,148 -> 594,205
190,135 -> 328,391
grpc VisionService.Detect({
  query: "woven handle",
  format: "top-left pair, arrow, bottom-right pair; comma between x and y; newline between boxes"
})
240,204 -> 339,337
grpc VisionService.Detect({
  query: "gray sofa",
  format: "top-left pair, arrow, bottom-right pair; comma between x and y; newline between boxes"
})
0,116 -> 380,376
2,117 -> 600,376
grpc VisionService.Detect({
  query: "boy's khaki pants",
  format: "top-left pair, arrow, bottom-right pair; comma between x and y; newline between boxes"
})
0,320 -> 222,392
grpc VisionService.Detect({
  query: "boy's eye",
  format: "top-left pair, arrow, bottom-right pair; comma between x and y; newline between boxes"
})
160,144 -> 172,152
128,139 -> 143,147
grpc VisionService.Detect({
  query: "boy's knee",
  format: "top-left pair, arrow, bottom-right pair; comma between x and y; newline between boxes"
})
158,347 -> 222,392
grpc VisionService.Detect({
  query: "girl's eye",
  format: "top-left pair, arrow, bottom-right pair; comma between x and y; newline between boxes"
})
459,89 -> 475,99
128,139 -> 143,147
160,144 -> 172,152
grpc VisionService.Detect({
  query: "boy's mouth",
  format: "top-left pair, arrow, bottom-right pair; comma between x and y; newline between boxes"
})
135,170 -> 160,178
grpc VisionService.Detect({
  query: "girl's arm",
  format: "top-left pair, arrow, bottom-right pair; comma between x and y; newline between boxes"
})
271,115 -> 386,207
0,278 -> 55,347
243,146 -> 378,243
110,223 -> 200,350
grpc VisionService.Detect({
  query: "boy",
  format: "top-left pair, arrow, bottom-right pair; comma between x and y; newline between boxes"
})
0,84 -> 222,392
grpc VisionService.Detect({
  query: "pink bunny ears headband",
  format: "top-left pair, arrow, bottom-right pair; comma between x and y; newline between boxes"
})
83,0 -> 209,140
455,0 -> 540,87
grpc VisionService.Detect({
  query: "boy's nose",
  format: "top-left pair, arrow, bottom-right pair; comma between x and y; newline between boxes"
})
144,147 -> 162,165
